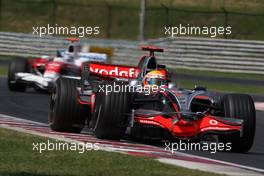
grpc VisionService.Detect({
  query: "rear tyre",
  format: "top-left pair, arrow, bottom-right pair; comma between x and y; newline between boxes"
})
91,81 -> 131,139
49,77 -> 90,133
8,59 -> 28,92
220,94 -> 256,153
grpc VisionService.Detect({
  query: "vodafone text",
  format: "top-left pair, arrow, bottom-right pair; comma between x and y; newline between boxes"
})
90,66 -> 138,78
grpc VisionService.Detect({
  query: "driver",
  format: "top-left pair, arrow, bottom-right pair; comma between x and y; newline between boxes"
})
63,44 -> 81,62
143,70 -> 167,88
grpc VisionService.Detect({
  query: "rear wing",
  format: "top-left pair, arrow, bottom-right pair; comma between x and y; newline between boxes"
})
83,62 -> 140,79
141,45 -> 163,56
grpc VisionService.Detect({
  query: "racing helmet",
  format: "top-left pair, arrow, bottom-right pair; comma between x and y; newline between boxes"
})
143,70 -> 167,87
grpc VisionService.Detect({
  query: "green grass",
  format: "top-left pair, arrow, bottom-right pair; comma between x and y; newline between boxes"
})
175,68 -> 264,81
174,68 -> 264,94
177,79 -> 264,94
0,128 -> 222,176
0,0 -> 264,40
0,66 -> 7,75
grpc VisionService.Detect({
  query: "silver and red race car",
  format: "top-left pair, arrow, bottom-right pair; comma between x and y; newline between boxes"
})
49,46 -> 256,153
7,38 -> 107,92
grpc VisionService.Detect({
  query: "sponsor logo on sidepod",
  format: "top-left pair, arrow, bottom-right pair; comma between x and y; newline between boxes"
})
89,64 -> 138,78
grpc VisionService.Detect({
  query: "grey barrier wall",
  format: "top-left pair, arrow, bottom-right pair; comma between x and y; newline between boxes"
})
0,32 -> 263,74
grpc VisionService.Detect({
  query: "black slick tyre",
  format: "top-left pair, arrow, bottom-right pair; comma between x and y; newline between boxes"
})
49,77 -> 90,133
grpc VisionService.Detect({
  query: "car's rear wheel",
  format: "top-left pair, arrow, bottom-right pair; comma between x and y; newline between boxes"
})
91,81 -> 131,139
8,59 -> 28,92
220,94 -> 256,153
49,77 -> 90,133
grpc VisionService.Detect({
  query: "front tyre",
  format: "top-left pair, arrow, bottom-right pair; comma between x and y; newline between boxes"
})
91,81 -> 131,139
49,77 -> 90,133
220,94 -> 256,153
8,59 -> 28,92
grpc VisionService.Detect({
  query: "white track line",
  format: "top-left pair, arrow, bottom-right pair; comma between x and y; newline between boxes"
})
1,113 -> 264,176
0,114 -> 47,125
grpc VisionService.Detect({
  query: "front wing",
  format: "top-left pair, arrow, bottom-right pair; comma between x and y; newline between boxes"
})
132,109 -> 243,139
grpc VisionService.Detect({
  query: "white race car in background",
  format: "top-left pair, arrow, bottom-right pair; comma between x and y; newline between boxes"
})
7,38 -> 108,92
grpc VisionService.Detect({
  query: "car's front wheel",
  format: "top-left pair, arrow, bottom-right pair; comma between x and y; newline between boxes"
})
91,81 -> 131,139
220,94 -> 256,153
8,59 -> 28,92
49,77 -> 90,133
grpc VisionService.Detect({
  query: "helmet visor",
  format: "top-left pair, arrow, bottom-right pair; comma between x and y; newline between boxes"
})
146,78 -> 166,86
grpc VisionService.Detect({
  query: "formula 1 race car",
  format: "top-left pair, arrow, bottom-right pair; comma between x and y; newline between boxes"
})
7,38 -> 107,92
49,46 -> 256,153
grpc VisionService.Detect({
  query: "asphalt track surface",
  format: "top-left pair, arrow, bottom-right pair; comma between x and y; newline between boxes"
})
0,77 -> 264,170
